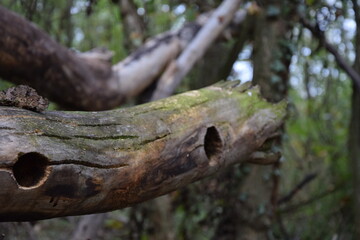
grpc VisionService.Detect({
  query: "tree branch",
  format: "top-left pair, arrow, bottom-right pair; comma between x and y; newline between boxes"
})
0,82 -> 286,221
150,0 -> 244,100
0,5 -> 246,110
277,173 -> 317,205
300,16 -> 360,90
0,5 -> 187,110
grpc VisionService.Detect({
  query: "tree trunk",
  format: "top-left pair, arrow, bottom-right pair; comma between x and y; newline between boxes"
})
118,0 -> 146,52
215,2 -> 292,239
70,213 -> 108,240
350,1 -> 360,238
0,82 -> 286,221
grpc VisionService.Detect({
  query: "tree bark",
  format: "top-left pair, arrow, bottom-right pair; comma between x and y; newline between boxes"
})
0,6 -> 245,110
118,0 -> 147,52
0,5 -> 186,110
0,82 -> 285,221
350,1 -> 360,239
150,0 -> 244,100
70,213 -> 108,240
213,2 -> 292,239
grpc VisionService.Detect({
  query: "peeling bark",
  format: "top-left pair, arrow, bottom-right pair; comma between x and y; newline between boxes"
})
0,82 -> 286,221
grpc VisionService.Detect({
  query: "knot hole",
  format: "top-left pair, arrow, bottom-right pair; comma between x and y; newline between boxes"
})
204,126 -> 223,163
13,152 -> 50,189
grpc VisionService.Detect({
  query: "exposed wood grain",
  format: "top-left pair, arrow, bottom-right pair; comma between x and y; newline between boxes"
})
0,82 -> 286,221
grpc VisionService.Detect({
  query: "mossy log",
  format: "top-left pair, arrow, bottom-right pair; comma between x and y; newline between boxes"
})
0,82 -> 286,221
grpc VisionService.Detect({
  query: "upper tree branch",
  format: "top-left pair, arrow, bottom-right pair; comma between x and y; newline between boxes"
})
300,16 -> 360,89
150,0 -> 244,100
0,4 -> 246,110
0,6 -> 188,110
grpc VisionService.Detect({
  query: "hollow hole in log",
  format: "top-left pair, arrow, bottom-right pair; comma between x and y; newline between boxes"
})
13,152 -> 50,188
204,126 -> 223,162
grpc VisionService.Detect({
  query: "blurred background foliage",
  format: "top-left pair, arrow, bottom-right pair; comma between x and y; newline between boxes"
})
0,0 -> 357,239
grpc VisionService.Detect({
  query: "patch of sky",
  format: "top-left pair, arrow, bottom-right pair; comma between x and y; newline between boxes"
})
231,45 -> 253,82
161,4 -> 170,13
173,4 -> 186,15
71,0 -> 87,15
137,7 -> 145,16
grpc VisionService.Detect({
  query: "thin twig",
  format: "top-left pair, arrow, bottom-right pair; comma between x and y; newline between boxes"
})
277,173 -> 317,205
279,184 -> 341,214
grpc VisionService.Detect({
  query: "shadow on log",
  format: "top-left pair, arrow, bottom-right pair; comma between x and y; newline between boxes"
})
0,82 -> 286,221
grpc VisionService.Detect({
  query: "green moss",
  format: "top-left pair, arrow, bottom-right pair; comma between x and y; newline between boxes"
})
11,82 -> 286,156
138,84 -> 286,124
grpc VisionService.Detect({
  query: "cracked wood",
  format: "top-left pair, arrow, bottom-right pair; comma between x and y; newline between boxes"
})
0,82 -> 286,221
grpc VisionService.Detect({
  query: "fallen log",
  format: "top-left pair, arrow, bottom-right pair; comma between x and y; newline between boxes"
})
0,82 -> 286,221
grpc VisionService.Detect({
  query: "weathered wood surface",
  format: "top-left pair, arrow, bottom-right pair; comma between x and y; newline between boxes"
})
0,82 -> 286,221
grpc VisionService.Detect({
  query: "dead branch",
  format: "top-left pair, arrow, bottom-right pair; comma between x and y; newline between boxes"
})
0,5 -> 246,110
150,0 -> 244,100
0,82 -> 286,221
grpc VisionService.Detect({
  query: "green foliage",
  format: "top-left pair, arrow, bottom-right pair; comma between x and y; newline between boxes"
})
273,1 -> 355,236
